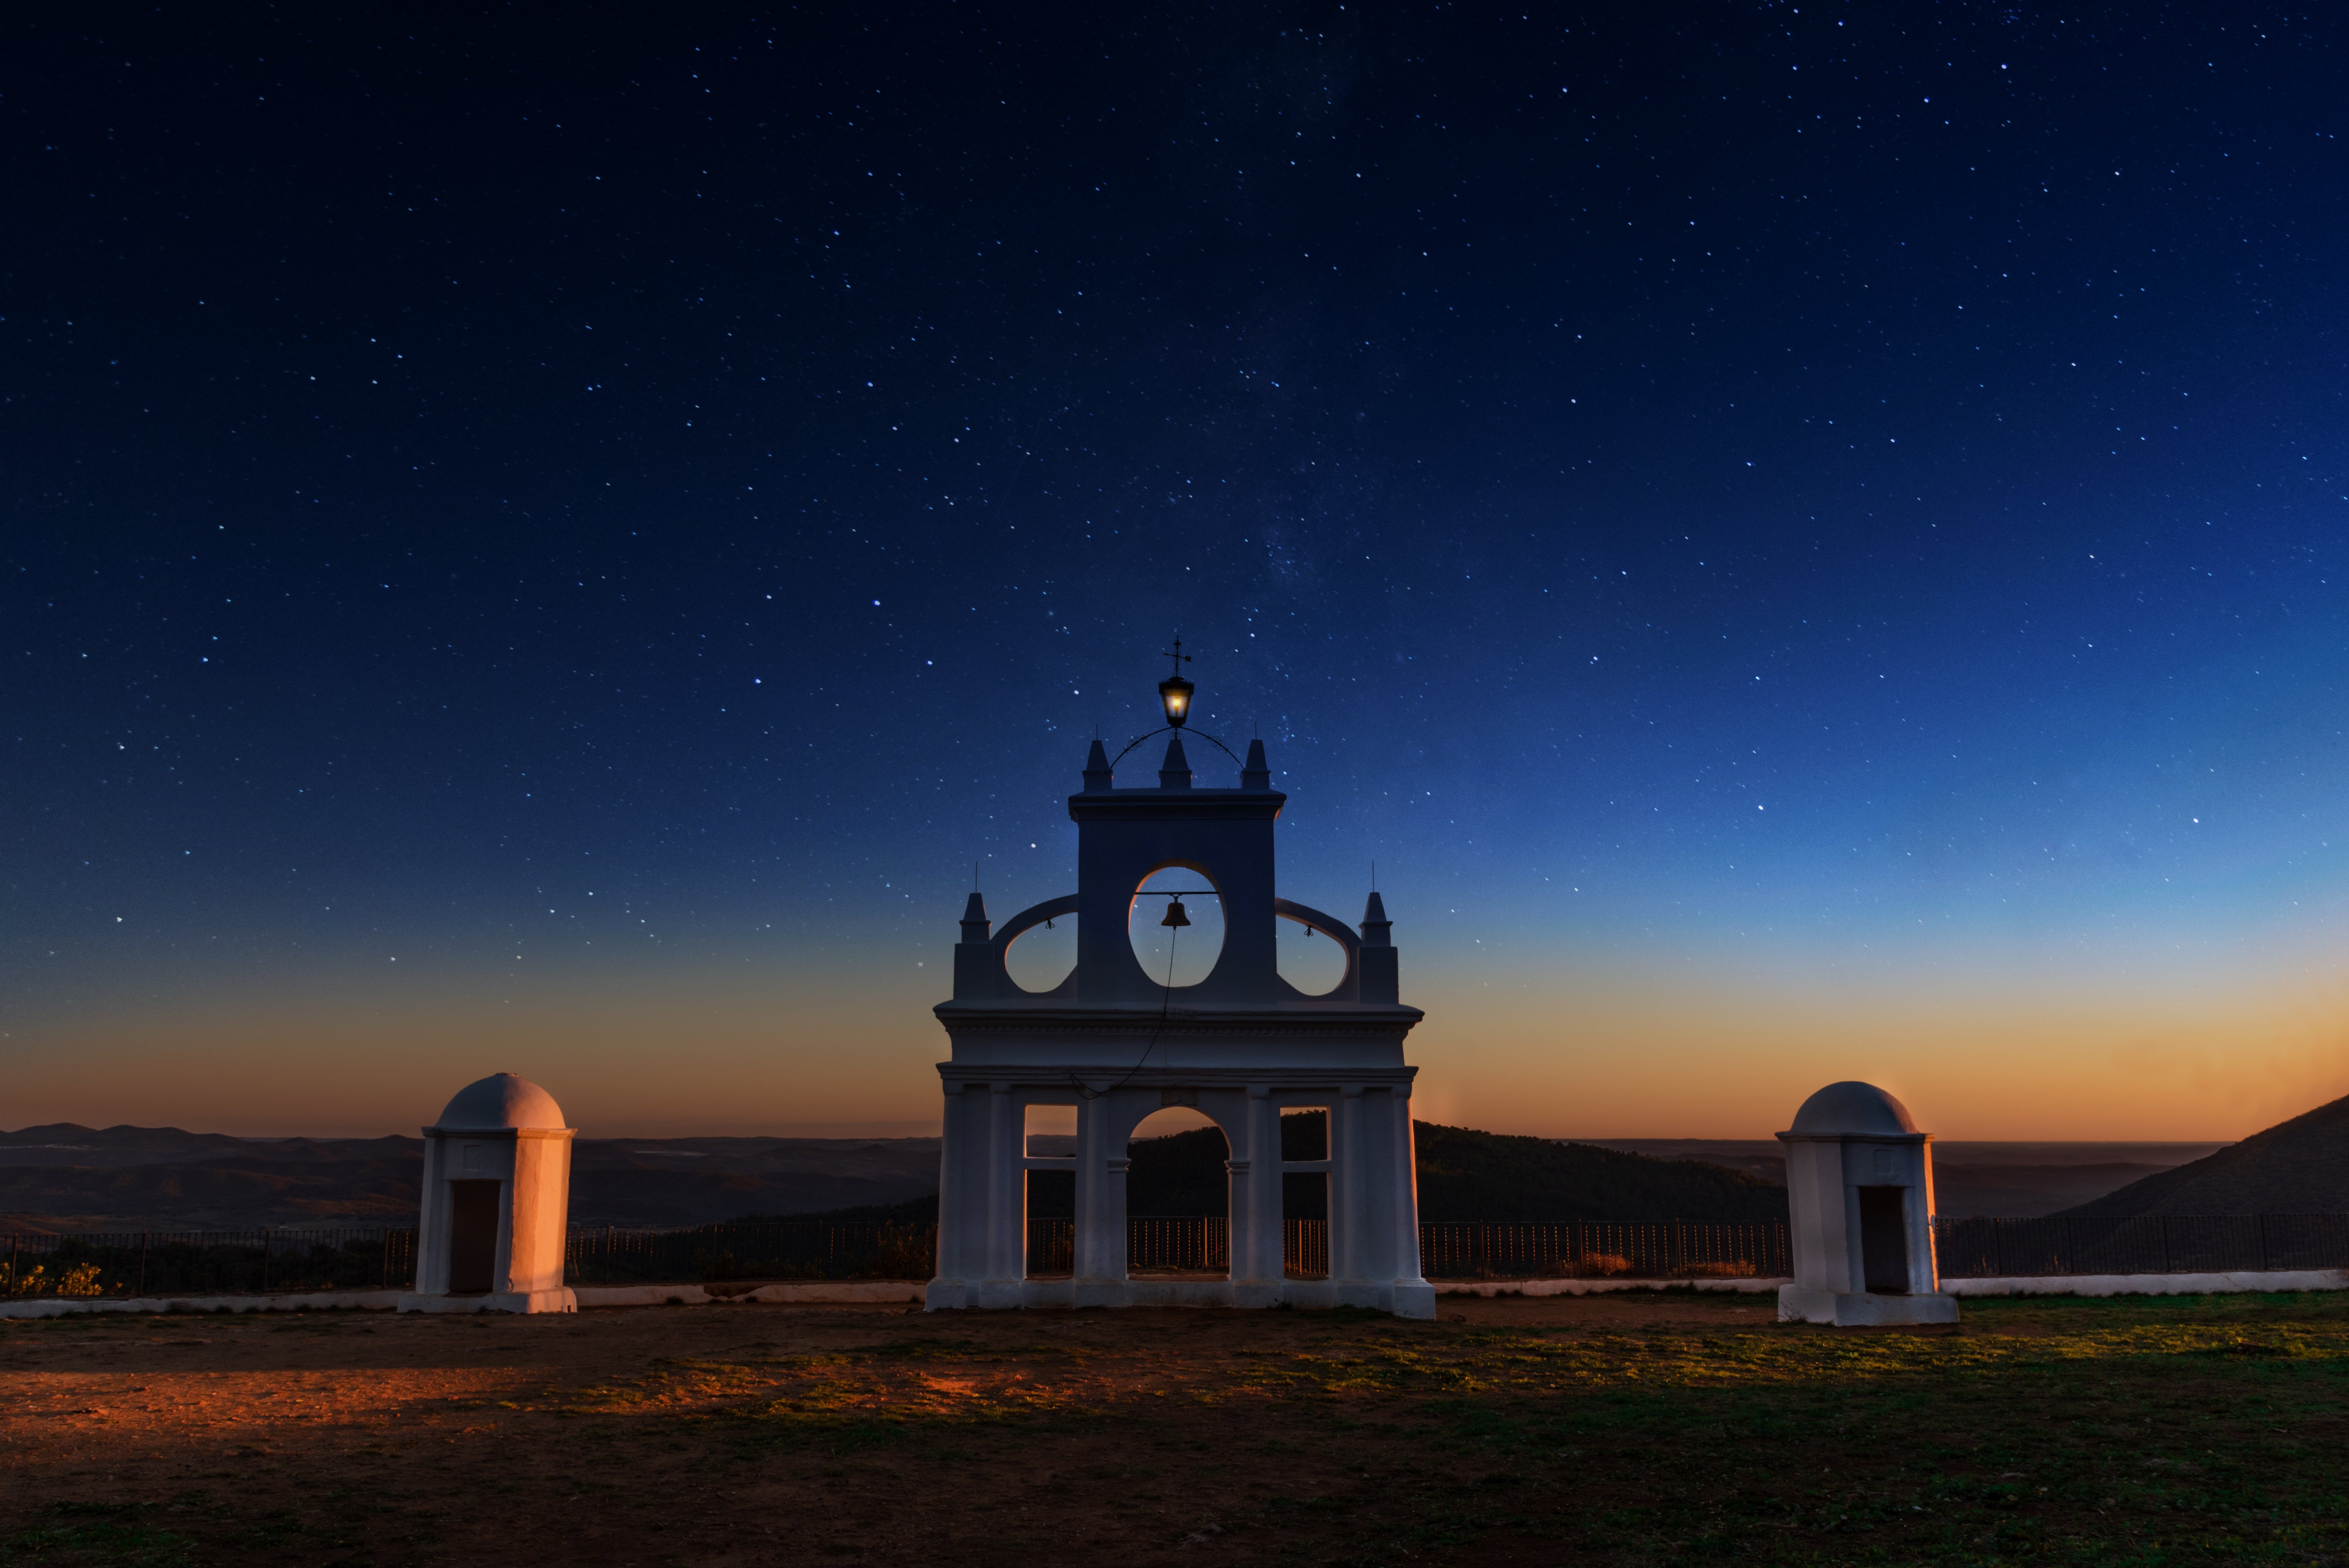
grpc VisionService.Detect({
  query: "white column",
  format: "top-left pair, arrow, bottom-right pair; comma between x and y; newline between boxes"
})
1072,1088 -> 1123,1304
973,1082 -> 1023,1307
1332,1085 -> 1367,1296
927,1083 -> 974,1308
1387,1087 -> 1435,1318
1230,1086 -> 1281,1305
414,1133 -> 450,1295
1904,1141 -> 1940,1294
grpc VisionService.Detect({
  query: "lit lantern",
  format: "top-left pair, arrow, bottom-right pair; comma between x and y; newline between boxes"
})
1158,672 -> 1194,727
1158,633 -> 1195,727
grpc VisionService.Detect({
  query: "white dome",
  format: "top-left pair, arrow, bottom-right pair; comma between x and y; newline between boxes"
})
1788,1080 -> 1918,1136
434,1072 -> 566,1130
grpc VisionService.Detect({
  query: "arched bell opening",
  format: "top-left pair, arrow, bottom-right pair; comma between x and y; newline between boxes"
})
1126,864 -> 1225,990
1275,911 -> 1350,996
1003,916 -> 1076,994
1125,1105 -> 1231,1281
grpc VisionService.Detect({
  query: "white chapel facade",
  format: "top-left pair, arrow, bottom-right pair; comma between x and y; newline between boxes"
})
927,666 -> 1435,1317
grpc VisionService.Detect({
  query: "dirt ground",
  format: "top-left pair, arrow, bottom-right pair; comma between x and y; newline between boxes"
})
3,1290 -> 2343,1566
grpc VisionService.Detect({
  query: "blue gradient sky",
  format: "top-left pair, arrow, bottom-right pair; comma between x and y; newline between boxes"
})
6,4 -> 2345,1139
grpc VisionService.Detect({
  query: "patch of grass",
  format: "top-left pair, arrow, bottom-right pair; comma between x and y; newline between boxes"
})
4,1506 -> 189,1568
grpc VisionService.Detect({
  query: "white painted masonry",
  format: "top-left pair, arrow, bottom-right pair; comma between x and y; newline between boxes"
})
397,1073 -> 578,1315
9,1269 -> 2346,1319
928,722 -> 1436,1318
1777,1081 -> 1961,1326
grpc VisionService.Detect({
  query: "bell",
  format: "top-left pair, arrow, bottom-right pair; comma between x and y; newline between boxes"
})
1160,898 -> 1191,928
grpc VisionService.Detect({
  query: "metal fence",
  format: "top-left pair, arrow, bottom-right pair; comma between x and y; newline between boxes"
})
8,1213 -> 2349,1299
564,1221 -> 935,1285
1024,1217 -> 1331,1276
1,1228 -> 418,1299
1929,1213 -> 2349,1279
1418,1221 -> 1791,1279
1027,1219 -> 1782,1279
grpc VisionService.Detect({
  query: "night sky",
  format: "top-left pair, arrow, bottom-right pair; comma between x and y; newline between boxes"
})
7,5 -> 2345,1139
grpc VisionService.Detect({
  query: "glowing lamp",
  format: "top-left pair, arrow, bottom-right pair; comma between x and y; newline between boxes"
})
1158,673 -> 1195,727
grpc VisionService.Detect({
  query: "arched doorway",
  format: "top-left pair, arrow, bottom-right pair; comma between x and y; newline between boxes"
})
1124,1105 -> 1230,1280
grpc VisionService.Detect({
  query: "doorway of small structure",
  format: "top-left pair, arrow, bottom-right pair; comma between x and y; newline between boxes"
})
447,1180 -> 501,1294
1024,1103 -> 1076,1278
1281,1108 -> 1330,1279
1856,1186 -> 1910,1294
1125,1105 -> 1229,1278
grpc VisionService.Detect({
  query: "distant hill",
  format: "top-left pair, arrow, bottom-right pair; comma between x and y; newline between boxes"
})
2058,1095 -> 2347,1218
2,1117 -> 1791,1230
1575,1138 -> 2222,1218
1414,1124 -> 1788,1222
1011,1116 -> 1786,1222
0,1125 -> 939,1232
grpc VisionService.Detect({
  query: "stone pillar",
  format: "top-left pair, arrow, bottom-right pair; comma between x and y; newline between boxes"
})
972,1083 -> 1023,1308
927,1082 -> 978,1309
1330,1085 -> 1370,1302
1229,1087 -> 1283,1307
1385,1087 -> 1435,1319
1071,1087 -> 1123,1306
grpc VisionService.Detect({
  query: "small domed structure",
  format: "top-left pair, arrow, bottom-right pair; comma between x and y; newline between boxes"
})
1788,1081 -> 1917,1138
434,1072 -> 566,1131
1776,1079 -> 1956,1327
399,1073 -> 577,1316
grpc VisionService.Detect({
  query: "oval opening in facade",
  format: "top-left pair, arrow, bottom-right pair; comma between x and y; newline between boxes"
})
1127,865 -> 1224,988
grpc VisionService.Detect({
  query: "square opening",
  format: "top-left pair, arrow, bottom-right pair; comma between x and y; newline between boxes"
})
1025,1102 -> 1077,1158
1281,1107 -> 1328,1161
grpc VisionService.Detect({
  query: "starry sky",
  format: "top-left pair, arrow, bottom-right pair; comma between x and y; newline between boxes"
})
7,4 -> 2346,1140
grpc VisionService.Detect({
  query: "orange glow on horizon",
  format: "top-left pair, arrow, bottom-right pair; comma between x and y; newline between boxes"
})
8,941 -> 2347,1142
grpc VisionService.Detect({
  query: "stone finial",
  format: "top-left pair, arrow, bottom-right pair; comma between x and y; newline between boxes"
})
1360,889 -> 1392,946
1241,737 -> 1271,790
1159,734 -> 1193,790
1082,737 -> 1114,792
960,891 -> 991,943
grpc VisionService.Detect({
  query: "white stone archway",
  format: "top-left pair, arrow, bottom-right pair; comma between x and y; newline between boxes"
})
928,719 -> 1432,1318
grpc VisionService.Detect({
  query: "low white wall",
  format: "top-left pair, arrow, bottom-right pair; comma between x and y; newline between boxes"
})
0,1290 -> 407,1320
1436,1276 -> 1786,1297
13,1269 -> 2340,1319
1944,1268 -> 2349,1298
573,1281 -> 928,1307
0,1281 -> 930,1318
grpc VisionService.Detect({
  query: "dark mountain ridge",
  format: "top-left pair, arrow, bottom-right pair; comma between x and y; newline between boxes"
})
0,1125 -> 941,1232
1018,1117 -> 1788,1223
2058,1094 -> 2349,1218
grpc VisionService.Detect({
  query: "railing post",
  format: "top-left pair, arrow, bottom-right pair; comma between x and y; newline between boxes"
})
2160,1215 -> 2171,1275
137,1233 -> 149,1299
260,1228 -> 272,1295
2258,1213 -> 2270,1273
